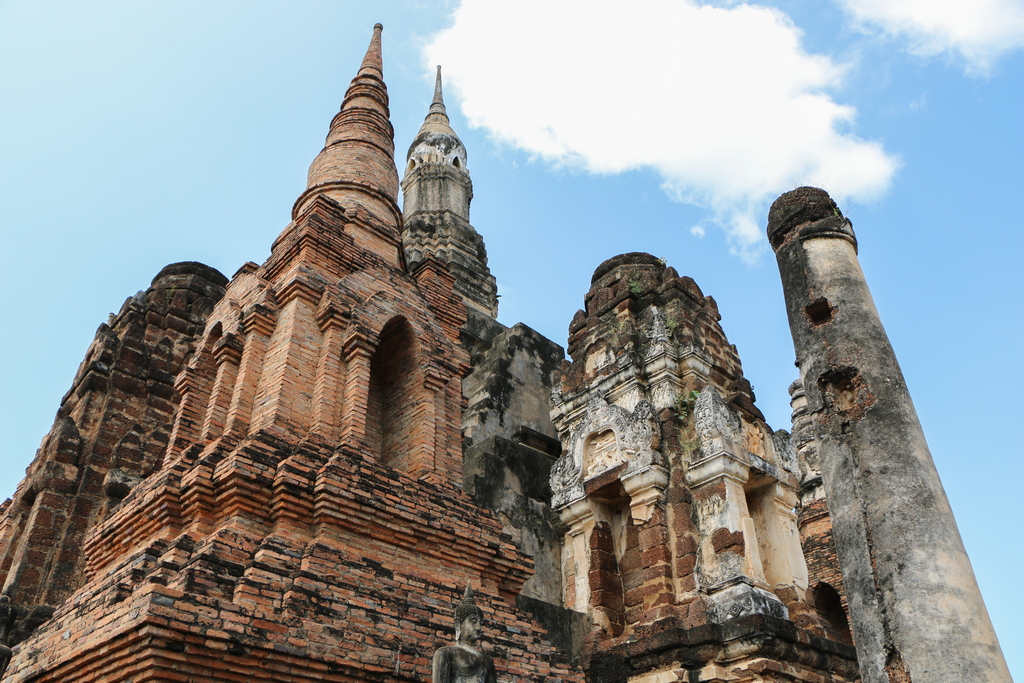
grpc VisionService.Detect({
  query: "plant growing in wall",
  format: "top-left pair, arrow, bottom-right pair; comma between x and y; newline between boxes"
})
673,390 -> 701,420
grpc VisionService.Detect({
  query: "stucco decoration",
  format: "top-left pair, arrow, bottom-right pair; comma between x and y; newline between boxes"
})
769,429 -> 800,476
705,580 -> 789,624
693,385 -> 800,479
647,306 -> 670,343
641,306 -> 673,348
583,430 -> 620,479
693,386 -> 742,459
550,395 -> 666,516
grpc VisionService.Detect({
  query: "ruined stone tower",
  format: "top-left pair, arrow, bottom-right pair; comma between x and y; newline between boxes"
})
547,253 -> 857,681
768,187 -> 1011,683
0,25 -> 1003,683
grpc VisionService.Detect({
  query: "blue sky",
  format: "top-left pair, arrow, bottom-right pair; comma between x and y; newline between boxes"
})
0,0 -> 1021,672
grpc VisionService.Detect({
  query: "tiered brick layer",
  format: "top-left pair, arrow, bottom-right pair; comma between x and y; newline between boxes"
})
7,441 -> 582,682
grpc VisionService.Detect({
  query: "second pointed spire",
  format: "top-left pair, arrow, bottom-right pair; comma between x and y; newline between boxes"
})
406,66 -> 464,166
427,66 -> 449,123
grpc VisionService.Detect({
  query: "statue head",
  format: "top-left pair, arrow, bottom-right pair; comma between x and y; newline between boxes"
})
454,584 -> 483,645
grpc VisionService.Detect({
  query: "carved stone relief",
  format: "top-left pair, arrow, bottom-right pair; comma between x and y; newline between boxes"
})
583,430 -> 620,479
550,395 -> 664,512
692,386 -> 799,478
705,580 -> 789,624
742,421 -> 766,457
769,429 -> 800,476
693,385 -> 742,460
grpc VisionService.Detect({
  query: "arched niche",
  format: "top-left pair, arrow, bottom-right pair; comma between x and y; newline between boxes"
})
366,316 -> 421,469
814,581 -> 853,646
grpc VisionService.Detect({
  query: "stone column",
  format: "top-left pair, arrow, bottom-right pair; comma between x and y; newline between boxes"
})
767,186 -> 1010,682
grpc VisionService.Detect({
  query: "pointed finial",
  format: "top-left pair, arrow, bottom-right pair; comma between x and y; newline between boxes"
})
422,64 -> 450,127
358,23 -> 384,77
430,66 -> 446,114
294,21 -> 400,228
404,62 -> 464,164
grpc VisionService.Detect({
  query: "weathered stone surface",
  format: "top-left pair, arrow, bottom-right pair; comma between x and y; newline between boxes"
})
769,186 -> 1010,682
549,252 -> 855,682
464,435 -> 563,603
461,320 -> 566,609
463,322 -> 564,447
515,594 -> 590,665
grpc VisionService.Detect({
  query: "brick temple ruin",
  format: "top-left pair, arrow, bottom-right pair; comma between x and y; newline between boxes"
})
0,25 -> 1008,683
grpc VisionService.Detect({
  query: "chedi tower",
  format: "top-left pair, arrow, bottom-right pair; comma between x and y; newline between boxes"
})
401,66 -> 499,327
0,26 -> 578,683
2,23 -> 991,683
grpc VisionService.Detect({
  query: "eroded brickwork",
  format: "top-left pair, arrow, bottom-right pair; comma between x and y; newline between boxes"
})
2,25 -> 585,683
10,445 -> 580,682
0,262 -> 226,645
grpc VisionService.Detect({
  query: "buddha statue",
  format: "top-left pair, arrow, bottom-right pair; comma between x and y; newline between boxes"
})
432,585 -> 497,683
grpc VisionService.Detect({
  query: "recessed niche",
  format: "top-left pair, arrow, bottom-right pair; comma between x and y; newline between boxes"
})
804,298 -> 834,326
818,367 -> 859,412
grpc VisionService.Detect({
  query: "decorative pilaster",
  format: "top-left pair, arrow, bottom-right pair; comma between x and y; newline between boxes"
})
200,333 -> 243,442
311,304 -> 347,441
224,303 -> 276,439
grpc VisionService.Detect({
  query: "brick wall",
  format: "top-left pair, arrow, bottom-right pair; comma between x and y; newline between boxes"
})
6,442 -> 585,683
0,263 -> 226,644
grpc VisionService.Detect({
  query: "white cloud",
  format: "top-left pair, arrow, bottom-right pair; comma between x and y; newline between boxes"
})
838,0 -> 1024,75
425,0 -> 897,261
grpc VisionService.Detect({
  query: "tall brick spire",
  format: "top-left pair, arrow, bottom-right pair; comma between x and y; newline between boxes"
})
293,23 -> 401,233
